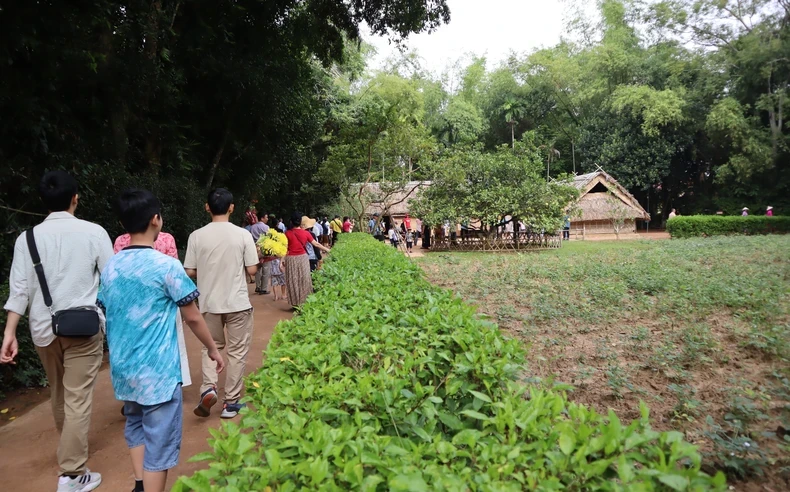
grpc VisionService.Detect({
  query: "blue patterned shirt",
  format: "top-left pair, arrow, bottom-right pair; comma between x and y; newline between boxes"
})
99,247 -> 199,405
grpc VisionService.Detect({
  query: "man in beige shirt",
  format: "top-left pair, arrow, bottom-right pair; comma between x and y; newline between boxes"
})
184,188 -> 258,419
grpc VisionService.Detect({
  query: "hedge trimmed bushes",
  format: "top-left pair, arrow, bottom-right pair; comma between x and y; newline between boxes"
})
667,215 -> 790,238
174,234 -> 725,491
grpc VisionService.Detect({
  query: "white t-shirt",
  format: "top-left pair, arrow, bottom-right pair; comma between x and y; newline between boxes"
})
184,222 -> 258,314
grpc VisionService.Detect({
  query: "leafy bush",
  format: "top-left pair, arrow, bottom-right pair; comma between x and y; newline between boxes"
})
666,215 -> 790,238
175,234 -> 726,491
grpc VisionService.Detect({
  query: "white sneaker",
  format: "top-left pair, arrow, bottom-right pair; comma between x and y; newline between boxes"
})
57,470 -> 102,491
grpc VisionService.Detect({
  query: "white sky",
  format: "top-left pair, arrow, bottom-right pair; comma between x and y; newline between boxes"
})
365,0 -> 568,74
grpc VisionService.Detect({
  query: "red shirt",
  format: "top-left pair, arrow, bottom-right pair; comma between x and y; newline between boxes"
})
342,220 -> 351,233
285,228 -> 313,256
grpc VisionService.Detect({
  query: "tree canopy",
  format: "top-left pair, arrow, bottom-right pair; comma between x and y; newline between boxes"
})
0,0 -> 451,273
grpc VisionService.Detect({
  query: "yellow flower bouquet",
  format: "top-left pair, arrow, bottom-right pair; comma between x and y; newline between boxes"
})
258,229 -> 288,258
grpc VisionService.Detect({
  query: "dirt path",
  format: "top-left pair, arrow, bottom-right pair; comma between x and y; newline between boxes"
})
0,287 -> 291,491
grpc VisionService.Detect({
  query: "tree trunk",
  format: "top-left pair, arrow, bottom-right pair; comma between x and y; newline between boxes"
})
510,122 -> 515,149
205,127 -> 230,190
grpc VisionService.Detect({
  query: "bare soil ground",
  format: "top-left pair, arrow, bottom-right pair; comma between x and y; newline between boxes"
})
0,286 -> 290,491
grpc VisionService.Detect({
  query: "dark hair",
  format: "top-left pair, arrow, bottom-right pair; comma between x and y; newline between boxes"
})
116,189 -> 161,234
343,216 -> 349,222
39,171 -> 78,212
334,215 -> 340,219
207,188 -> 233,215
289,212 -> 303,229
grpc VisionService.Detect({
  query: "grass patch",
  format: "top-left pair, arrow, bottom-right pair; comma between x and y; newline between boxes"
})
420,236 -> 790,487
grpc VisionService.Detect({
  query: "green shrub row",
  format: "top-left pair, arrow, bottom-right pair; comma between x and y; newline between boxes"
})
667,215 -> 790,238
174,234 -> 725,491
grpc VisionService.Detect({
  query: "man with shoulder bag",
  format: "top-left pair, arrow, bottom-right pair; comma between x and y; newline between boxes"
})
1,171 -> 113,492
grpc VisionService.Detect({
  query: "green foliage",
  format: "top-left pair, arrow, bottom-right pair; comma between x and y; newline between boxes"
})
175,234 -> 725,491
410,145 -> 579,231
666,215 -> 790,238
0,282 -> 47,400
420,236 -> 790,483
0,0 -> 451,396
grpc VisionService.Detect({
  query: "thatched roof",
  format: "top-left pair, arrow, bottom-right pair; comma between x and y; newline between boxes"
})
360,181 -> 431,216
572,170 -> 650,221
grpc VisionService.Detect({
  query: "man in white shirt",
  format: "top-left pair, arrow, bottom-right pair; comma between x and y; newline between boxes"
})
184,188 -> 258,419
2,171 -> 112,492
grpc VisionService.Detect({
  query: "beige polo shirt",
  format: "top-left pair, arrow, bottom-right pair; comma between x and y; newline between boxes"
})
184,222 -> 258,314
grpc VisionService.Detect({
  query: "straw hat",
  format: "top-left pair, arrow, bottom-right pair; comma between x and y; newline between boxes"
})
767,206 -> 773,211
742,207 -> 749,211
300,216 -> 316,229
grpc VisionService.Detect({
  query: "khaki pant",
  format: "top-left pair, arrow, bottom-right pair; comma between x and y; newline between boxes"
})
200,309 -> 254,403
256,261 -> 271,293
35,332 -> 104,476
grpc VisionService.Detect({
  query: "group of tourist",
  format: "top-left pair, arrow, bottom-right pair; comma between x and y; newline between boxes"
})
740,206 -> 774,216
242,212 -> 332,304
0,171 -> 332,492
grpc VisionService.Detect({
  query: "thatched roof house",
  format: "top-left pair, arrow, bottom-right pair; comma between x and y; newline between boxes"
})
570,170 -> 650,235
361,181 -> 431,219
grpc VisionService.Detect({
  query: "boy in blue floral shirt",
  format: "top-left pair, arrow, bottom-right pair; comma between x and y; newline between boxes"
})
99,189 -> 225,492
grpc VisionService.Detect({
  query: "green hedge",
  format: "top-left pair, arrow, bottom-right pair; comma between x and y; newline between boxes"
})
174,234 -> 725,491
667,215 -> 790,238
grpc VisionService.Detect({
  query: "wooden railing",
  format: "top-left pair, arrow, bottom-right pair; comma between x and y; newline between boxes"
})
430,230 -> 563,252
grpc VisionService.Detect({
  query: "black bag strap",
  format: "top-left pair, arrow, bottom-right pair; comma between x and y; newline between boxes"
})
26,229 -> 54,309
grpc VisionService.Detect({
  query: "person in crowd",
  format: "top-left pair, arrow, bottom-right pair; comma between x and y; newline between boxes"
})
368,216 -> 376,233
321,217 -> 331,245
312,217 -> 323,243
563,215 -> 571,240
389,227 -> 400,249
400,220 -> 407,235
405,229 -> 414,253
244,208 -> 257,233
99,189 -> 225,492
250,213 -> 269,243
668,209 -> 677,219
114,229 -> 191,418
302,217 -> 319,272
342,216 -> 352,233
114,230 -> 177,257
742,207 -> 749,216
250,214 -> 270,295
1,171 -> 112,491
276,217 -> 286,233
404,214 -> 412,232
766,206 -> 773,217
270,252 -> 287,301
415,218 -> 422,241
184,188 -> 258,420
330,215 -> 343,244
311,217 -> 324,269
284,213 -> 330,308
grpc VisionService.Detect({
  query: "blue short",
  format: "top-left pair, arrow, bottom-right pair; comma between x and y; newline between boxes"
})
123,384 -> 183,472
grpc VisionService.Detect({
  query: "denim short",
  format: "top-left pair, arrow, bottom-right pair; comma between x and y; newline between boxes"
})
123,384 -> 183,472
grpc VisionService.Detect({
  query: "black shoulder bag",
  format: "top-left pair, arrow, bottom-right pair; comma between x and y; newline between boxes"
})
26,229 -> 101,337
